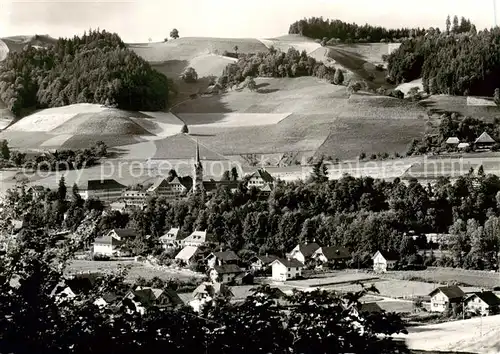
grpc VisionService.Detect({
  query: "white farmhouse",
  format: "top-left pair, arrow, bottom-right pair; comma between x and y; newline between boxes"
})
428,286 -> 465,313
92,229 -> 135,257
175,245 -> 201,265
159,227 -> 180,249
270,258 -> 304,282
372,250 -> 399,273
289,242 -> 320,264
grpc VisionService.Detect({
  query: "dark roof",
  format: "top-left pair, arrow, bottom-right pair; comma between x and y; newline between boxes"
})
112,228 -> 136,238
249,169 -> 275,183
272,258 -> 305,268
360,302 -> 383,313
87,179 -> 127,191
101,292 -> 119,303
66,273 -> 101,294
213,250 -> 240,262
467,291 -> 500,306
429,286 -> 466,300
202,181 -> 239,192
214,264 -> 243,274
374,250 -> 400,261
475,132 -> 496,144
298,243 -> 321,257
252,254 -> 279,264
319,246 -> 351,260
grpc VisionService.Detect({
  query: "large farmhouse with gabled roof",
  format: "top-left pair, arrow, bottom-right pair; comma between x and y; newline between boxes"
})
79,179 -> 127,202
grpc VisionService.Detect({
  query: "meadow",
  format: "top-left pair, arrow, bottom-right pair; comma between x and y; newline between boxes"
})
382,267 -> 500,289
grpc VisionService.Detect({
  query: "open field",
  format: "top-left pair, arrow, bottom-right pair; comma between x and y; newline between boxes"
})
67,260 -> 202,282
420,95 -> 500,120
258,35 -> 321,54
331,42 -> 397,66
396,314 -> 500,353
382,267 -> 500,289
0,38 -> 9,61
323,279 -> 480,299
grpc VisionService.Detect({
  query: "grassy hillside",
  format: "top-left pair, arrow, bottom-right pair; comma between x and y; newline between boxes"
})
0,103 -> 183,150
0,34 -> 57,53
172,77 -> 427,160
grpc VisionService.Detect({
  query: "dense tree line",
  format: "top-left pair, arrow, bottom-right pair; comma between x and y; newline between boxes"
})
218,47 -> 338,88
0,140 -> 108,170
386,17 -> 500,96
288,17 -> 425,43
0,29 -> 169,116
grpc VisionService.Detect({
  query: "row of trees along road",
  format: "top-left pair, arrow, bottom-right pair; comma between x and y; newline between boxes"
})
0,195 -> 409,353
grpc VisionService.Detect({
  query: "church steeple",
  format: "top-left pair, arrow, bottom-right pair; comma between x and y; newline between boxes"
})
192,139 -> 204,193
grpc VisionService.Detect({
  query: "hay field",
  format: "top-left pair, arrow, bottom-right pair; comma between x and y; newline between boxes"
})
171,77 -> 427,160
0,104 -> 180,150
178,113 -> 290,127
331,43 -> 396,66
383,268 -> 500,288
0,39 -> 9,61
258,35 -> 321,54
420,95 -> 500,120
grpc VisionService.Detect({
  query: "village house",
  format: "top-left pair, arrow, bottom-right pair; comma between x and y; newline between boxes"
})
458,142 -> 470,150
94,292 -> 120,309
270,258 -> 304,282
246,168 -> 276,192
312,246 -> 351,268
205,250 -> 240,268
175,245 -> 202,266
51,273 -> 101,303
27,185 -> 46,200
289,242 -> 321,264
159,227 -> 181,250
109,202 -> 127,213
123,287 -> 183,314
79,179 -> 127,202
464,291 -> 500,316
234,272 -> 254,285
372,250 -> 399,273
147,176 -> 187,199
474,131 -> 496,150
190,282 -> 234,312
249,254 -> 279,272
429,286 -> 466,313
92,228 -> 136,257
181,230 -> 213,247
209,264 -> 243,284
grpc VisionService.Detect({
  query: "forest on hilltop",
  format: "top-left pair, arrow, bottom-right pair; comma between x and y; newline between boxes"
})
385,16 -> 500,97
0,29 -> 169,116
288,17 -> 425,43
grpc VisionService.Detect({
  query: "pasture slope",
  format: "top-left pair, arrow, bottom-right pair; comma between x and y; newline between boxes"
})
172,77 -> 428,161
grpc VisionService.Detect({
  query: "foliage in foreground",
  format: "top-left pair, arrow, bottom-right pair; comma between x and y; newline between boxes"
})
0,200 -> 408,353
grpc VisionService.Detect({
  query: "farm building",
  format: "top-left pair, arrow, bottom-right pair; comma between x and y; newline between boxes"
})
209,264 -> 243,284
206,250 -> 240,268
159,227 -> 181,250
246,168 -> 276,191
123,287 -> 183,314
249,254 -> 279,271
457,142 -> 470,150
289,242 -> 321,264
79,179 -> 127,202
190,282 -> 234,312
429,286 -> 465,313
474,132 -> 496,149
445,137 -> 460,145
234,272 -> 254,285
372,250 -> 399,273
464,291 -> 500,316
312,246 -> 351,268
93,229 -> 135,257
270,258 -> 304,282
360,302 -> 383,314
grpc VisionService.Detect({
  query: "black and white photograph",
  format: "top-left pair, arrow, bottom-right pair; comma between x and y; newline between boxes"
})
1,1 -> 500,353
